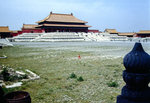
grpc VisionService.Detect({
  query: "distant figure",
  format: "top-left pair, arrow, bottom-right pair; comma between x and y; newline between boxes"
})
78,54 -> 81,59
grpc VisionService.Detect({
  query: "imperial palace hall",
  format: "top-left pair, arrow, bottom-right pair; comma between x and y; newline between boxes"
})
35,12 -> 91,33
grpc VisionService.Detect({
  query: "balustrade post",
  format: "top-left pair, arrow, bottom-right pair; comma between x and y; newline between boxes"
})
117,42 -> 150,103
0,86 -> 5,103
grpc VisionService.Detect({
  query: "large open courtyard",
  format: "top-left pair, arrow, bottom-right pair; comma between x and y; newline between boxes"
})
1,41 -> 150,103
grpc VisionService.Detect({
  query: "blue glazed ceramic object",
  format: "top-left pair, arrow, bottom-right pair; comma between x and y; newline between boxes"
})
123,42 -> 150,73
117,42 -> 150,103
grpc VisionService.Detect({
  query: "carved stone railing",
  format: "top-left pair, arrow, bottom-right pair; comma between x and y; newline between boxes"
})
117,42 -> 150,103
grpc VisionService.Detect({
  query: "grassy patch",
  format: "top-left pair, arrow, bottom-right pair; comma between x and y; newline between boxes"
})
0,45 -> 125,103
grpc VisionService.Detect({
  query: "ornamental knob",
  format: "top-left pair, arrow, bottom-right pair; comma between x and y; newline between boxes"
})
123,42 -> 150,73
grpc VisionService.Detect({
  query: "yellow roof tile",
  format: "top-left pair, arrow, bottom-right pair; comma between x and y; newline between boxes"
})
137,30 -> 150,34
0,26 -> 10,32
36,12 -> 87,23
22,24 -> 38,29
104,29 -> 118,34
119,32 -> 135,36
38,24 -> 91,28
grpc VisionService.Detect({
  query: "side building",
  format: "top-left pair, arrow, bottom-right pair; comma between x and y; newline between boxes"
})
135,30 -> 150,38
104,29 -> 118,34
0,26 -> 12,38
118,32 -> 135,37
22,24 -> 43,33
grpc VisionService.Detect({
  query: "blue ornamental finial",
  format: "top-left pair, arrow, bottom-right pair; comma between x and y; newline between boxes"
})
123,42 -> 150,73
117,42 -> 150,103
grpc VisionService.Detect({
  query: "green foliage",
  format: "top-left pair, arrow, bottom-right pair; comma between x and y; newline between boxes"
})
8,75 -> 18,81
1,66 -> 10,81
18,74 -> 28,80
69,73 -> 77,78
77,76 -> 84,82
69,73 -> 84,82
107,81 -> 119,87
0,45 -> 125,103
0,65 -> 28,82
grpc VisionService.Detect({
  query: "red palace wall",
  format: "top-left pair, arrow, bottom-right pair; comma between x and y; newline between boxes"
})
11,33 -> 18,37
11,29 -> 44,37
88,29 -> 100,33
22,29 -> 43,33
135,34 -> 150,38
11,31 -> 22,37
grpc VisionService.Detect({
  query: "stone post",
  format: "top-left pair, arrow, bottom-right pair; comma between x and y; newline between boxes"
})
0,86 -> 5,103
117,42 -> 150,103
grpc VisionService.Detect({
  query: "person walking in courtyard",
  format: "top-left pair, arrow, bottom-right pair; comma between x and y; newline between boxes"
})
78,54 -> 81,59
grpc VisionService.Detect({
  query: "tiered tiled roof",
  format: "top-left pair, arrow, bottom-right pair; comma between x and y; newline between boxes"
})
118,32 -> 135,36
36,12 -> 88,23
0,26 -> 10,32
104,29 -> 118,34
22,24 -> 38,29
38,24 -> 90,27
137,30 -> 150,34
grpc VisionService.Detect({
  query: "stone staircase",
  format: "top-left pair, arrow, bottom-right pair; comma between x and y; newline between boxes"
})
13,32 -> 85,42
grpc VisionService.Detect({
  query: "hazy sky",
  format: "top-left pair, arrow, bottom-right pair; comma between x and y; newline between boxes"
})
0,0 -> 149,32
